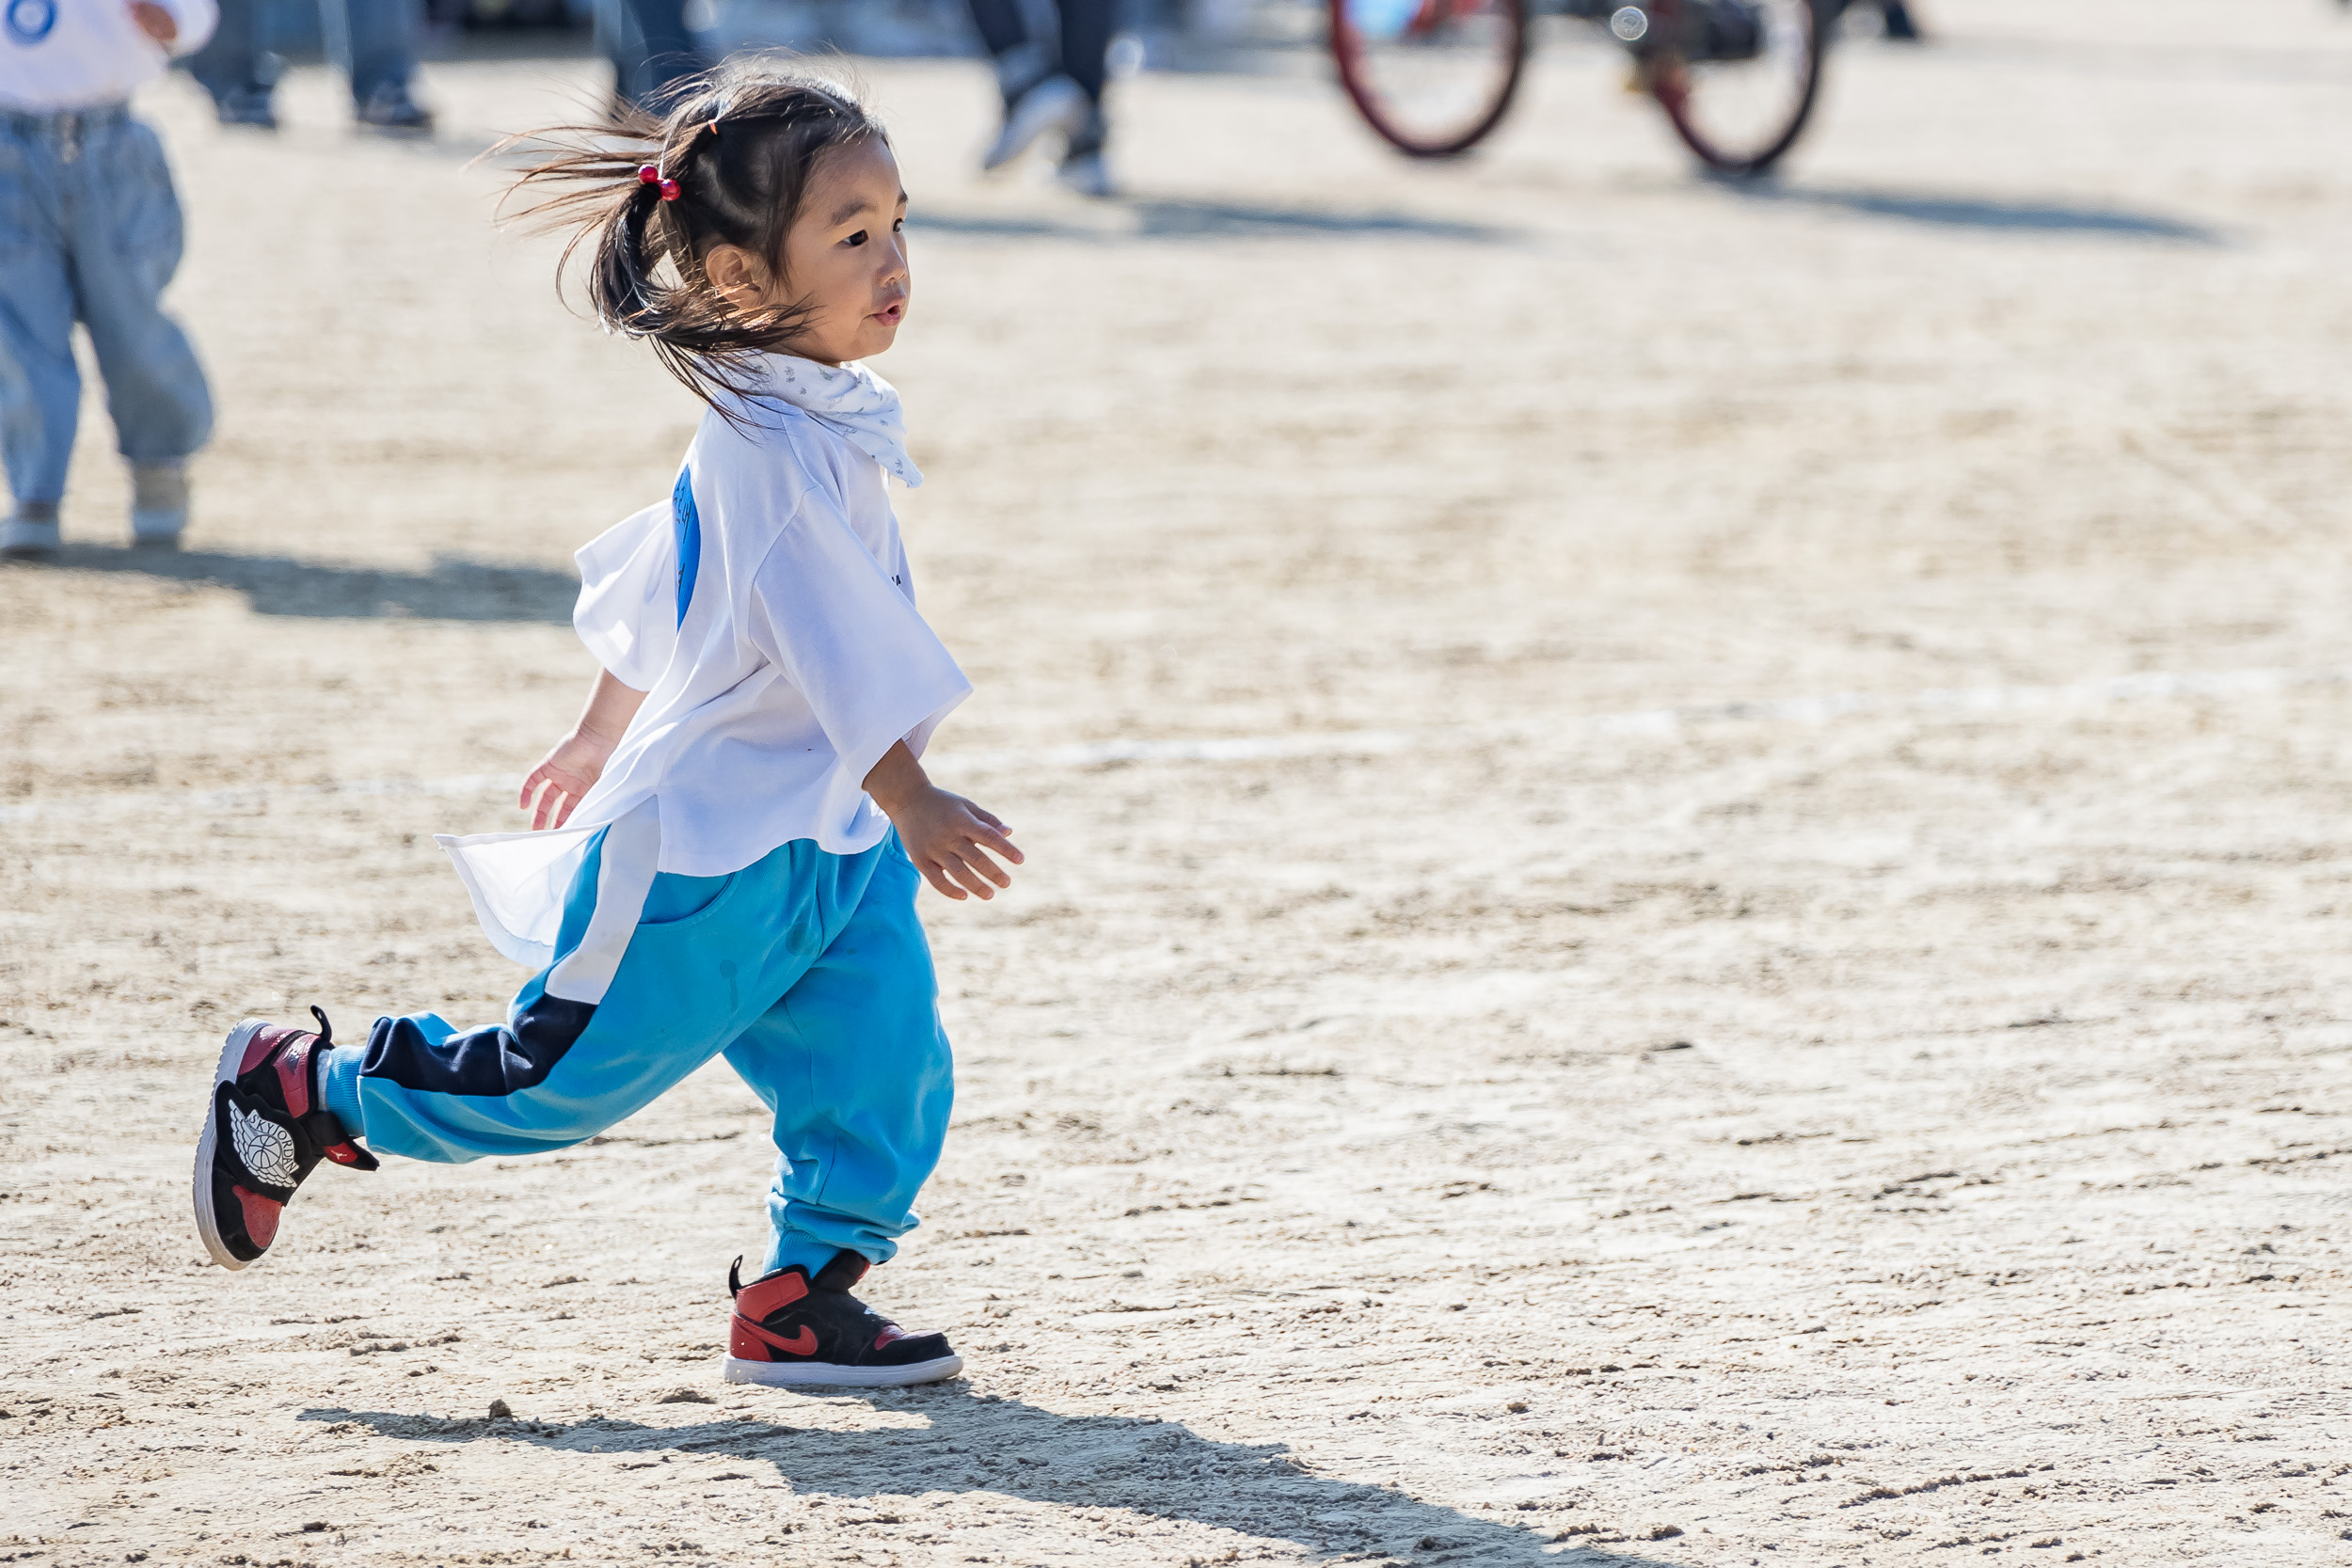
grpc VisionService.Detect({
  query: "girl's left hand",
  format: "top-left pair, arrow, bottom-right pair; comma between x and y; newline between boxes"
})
519,729 -> 616,831
892,786 -> 1022,902
861,741 -> 1023,900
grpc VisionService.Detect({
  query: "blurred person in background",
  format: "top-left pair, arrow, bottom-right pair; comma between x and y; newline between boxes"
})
965,0 -> 1113,197
190,0 -> 432,130
600,0 -> 709,114
1,0 -> 217,559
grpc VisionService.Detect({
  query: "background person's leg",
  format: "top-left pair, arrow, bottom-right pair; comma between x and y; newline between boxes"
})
964,0 -> 1034,65
970,0 -> 1090,173
71,119 -> 213,544
316,0 -> 354,93
327,0 -> 431,127
187,0 -> 279,125
0,125 -> 79,541
621,0 -> 706,110
1051,0 -> 1116,194
967,0 -> 1054,120
592,0 -> 643,115
1055,0 -> 1113,105
724,841 -> 954,1278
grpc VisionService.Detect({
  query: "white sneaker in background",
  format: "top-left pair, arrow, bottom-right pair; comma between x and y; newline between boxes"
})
982,74 -> 1090,173
357,80 -> 434,134
131,462 -> 189,549
1,502 -> 60,560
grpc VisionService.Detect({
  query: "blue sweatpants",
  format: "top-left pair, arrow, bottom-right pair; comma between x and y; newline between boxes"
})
331,831 -> 952,1277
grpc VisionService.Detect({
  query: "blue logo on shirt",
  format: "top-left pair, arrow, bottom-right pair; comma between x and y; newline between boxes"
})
4,0 -> 57,44
671,467 -> 701,628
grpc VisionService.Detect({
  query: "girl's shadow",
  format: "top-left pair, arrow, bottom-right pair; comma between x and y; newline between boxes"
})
300,1390 -> 1681,1563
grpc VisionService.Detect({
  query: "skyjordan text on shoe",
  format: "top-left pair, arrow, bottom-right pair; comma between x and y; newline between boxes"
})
723,1250 -> 963,1388
192,1007 -> 376,1269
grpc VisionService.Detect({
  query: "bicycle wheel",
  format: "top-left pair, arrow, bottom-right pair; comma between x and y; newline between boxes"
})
1330,0 -> 1532,159
1640,0 -> 1825,176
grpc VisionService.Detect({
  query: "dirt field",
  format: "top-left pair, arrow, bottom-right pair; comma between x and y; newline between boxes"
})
7,3 -> 2352,1563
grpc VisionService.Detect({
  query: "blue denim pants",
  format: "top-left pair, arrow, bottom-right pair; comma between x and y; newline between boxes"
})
193,0 -> 419,105
0,105 -> 213,508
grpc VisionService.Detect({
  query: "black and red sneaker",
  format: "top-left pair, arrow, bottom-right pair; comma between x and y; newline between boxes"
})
723,1251 -> 963,1388
192,1007 -> 377,1270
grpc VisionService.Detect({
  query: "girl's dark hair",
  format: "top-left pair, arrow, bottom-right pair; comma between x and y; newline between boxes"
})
499,64 -> 889,413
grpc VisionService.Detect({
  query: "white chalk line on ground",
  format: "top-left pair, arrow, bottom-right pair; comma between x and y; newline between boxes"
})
2,665 -> 2344,828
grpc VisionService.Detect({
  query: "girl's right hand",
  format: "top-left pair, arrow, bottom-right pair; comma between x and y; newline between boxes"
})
519,728 -> 616,831
522,669 -> 649,831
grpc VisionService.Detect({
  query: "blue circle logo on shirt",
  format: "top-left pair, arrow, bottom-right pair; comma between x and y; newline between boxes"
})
4,0 -> 58,44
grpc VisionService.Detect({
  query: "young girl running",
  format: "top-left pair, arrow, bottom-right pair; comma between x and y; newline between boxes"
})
190,69 -> 1020,1389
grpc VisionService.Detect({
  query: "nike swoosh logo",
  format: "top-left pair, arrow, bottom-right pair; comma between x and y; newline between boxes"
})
739,1317 -> 818,1357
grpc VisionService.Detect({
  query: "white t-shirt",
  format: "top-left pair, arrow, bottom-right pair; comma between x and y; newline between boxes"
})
437,355 -> 970,975
0,0 -> 218,113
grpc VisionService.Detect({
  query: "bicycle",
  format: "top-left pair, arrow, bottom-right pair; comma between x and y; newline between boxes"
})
1330,0 -> 1829,175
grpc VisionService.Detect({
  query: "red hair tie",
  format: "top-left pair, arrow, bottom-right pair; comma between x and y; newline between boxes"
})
637,165 -> 681,201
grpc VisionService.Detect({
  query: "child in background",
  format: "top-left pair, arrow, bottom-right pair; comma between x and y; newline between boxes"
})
0,0 -> 216,559
190,69 -> 1022,1388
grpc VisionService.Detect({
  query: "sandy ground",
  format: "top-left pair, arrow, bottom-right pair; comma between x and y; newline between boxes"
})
6,2 -> 2352,1563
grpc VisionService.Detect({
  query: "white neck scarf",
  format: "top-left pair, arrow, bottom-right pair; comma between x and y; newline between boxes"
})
747,354 -> 924,489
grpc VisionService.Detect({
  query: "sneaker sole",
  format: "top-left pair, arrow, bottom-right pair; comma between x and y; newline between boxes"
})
722,1354 -> 964,1389
192,1019 -> 270,1271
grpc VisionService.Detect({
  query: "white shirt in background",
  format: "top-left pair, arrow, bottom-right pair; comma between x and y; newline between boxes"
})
438,354 -> 972,973
0,0 -> 218,114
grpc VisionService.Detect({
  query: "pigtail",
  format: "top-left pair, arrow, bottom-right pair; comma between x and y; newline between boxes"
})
490,65 -> 889,425
490,106 -> 674,334
596,179 -> 670,331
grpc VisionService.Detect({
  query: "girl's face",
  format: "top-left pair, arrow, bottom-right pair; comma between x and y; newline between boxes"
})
707,137 -> 911,367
